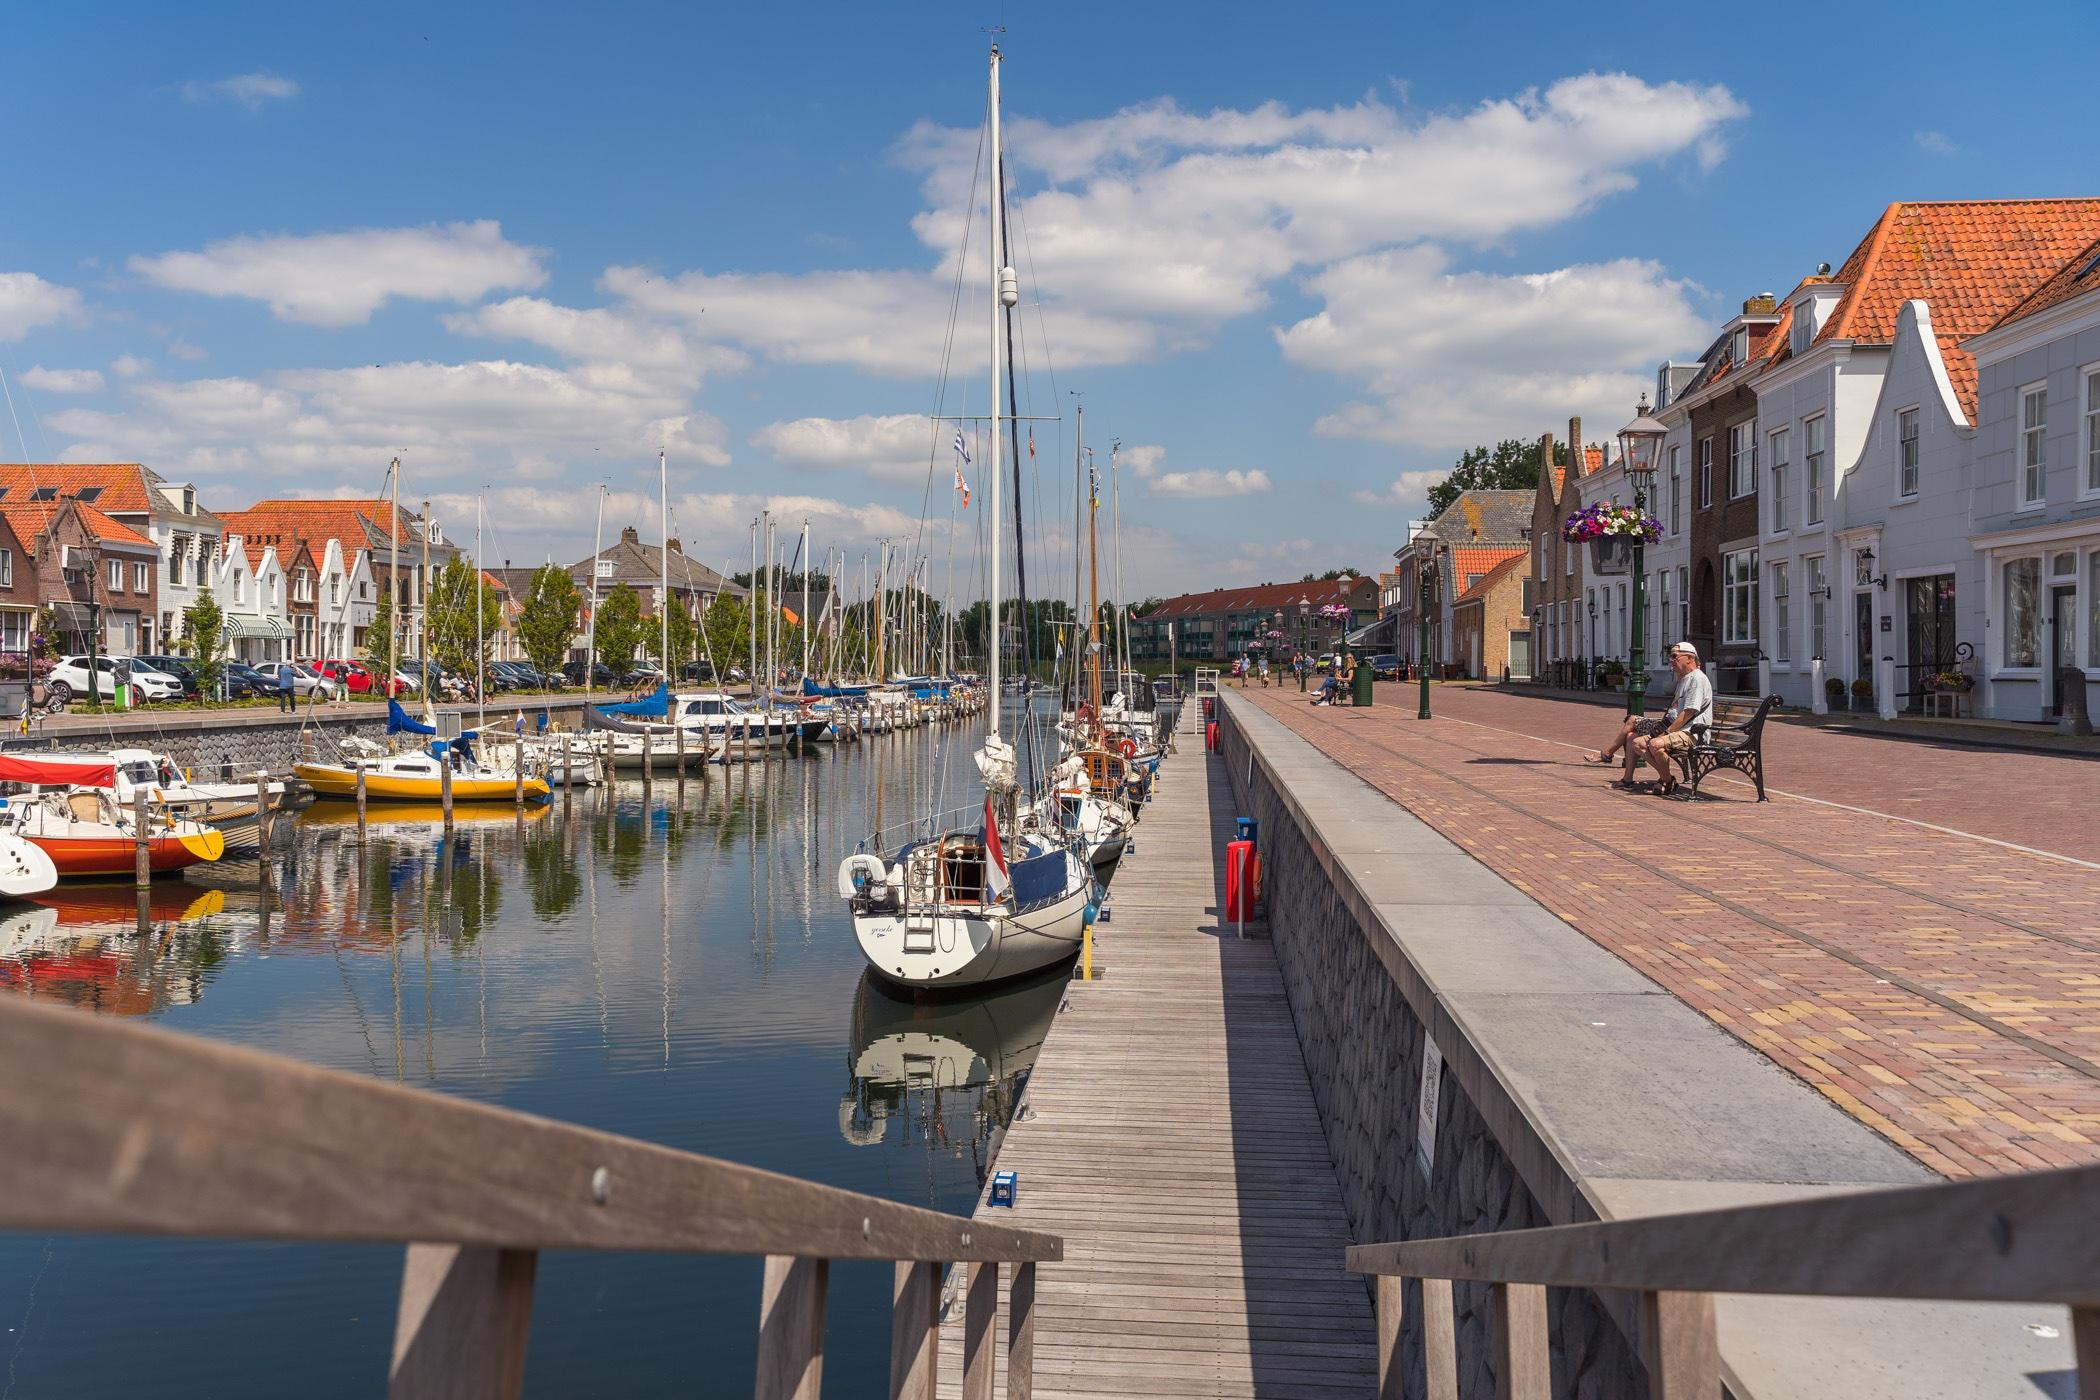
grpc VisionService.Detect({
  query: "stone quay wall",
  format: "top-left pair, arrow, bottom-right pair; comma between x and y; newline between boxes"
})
1211,697 -> 1644,1400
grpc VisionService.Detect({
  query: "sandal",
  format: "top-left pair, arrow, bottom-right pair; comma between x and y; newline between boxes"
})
1654,777 -> 1680,798
1585,751 -> 1614,764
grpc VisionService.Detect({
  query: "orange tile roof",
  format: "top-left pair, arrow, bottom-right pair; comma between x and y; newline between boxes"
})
1993,234 -> 2100,331
1449,545 -> 1526,594
1455,552 -> 1528,606
221,498 -> 430,564
1817,200 -> 2100,413
1145,576 -> 1374,620
0,499 -> 154,550
0,464 -> 154,514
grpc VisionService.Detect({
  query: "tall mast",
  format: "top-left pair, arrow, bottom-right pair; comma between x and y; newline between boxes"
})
874,542 -> 887,682
475,495 -> 486,731
659,449 -> 671,688
1086,434 -> 1100,726
388,457 -> 401,708
419,496 -> 433,721
800,520 -> 811,682
1111,441 -> 1126,688
747,518 -> 759,698
586,485 -> 605,702
986,41 -> 1006,740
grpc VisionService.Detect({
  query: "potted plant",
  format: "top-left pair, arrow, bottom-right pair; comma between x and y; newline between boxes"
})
1599,660 -> 1626,686
1850,676 -> 1875,712
1823,676 -> 1845,709
1561,503 -> 1662,576
1931,670 -> 1973,694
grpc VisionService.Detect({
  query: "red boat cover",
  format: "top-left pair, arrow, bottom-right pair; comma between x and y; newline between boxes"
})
0,753 -> 116,787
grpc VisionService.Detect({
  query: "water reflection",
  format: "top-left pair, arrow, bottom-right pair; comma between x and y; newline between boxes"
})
0,728 -> 1027,1399
842,966 -> 1064,1189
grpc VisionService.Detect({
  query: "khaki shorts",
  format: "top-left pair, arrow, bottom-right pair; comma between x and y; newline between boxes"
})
1650,727 -> 1695,755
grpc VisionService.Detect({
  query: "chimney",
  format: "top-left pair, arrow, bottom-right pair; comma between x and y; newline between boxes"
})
619,525 -> 640,546
666,536 -> 682,555
1567,417 -> 1582,478
1539,432 -> 1555,487
1743,292 -> 1777,315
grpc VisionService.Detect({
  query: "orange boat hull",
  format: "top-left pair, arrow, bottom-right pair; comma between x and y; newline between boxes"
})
25,834 -> 220,878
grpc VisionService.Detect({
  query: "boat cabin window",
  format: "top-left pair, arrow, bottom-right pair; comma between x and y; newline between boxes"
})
936,836 -> 987,904
118,761 -> 160,786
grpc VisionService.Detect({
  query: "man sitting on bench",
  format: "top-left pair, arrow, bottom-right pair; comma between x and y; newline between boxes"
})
1630,642 -> 1711,798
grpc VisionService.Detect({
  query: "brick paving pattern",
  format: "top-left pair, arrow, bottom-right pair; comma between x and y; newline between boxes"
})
1240,684 -> 2100,1179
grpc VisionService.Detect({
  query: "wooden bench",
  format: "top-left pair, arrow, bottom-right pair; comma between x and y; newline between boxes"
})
1675,694 -> 1777,801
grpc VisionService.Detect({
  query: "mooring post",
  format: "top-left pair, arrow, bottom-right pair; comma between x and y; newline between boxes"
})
355,766 -> 368,845
440,759 -> 454,833
642,728 -> 654,786
514,747 -> 525,807
132,788 -> 150,889
256,772 -> 271,856
561,732 -> 573,800
675,722 -> 687,791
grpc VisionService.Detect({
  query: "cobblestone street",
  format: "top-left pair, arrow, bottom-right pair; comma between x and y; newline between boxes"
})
1240,683 -> 2100,1179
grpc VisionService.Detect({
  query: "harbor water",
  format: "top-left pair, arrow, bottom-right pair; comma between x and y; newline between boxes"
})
0,714 -> 1067,1398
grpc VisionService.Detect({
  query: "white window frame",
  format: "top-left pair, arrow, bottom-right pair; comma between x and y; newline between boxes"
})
1771,560 -> 1791,666
1768,427 -> 1789,533
2002,554 -> 2042,669
1676,565 -> 1689,641
1896,406 -> 1921,499
1697,437 -> 1713,508
2020,382 -> 2048,509
1722,547 -> 1759,645
0,549 -> 11,588
2082,362 -> 2100,500
1804,415 -> 1826,525
1806,554 -> 1827,661
1728,419 -> 1758,499
134,561 -> 150,593
1667,445 -> 1682,535
1657,569 -> 1673,652
107,558 -> 123,592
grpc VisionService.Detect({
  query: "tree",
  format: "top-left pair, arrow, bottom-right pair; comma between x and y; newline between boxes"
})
178,595 -> 228,697
517,564 -> 581,681
699,593 -> 749,677
427,557 -> 504,677
593,585 -> 645,678
363,592 -> 397,673
1423,438 -> 1561,519
651,594 -> 697,674
1299,568 -> 1360,582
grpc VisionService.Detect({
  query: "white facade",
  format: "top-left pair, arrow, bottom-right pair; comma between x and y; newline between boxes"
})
311,539 -> 377,659
212,537 -> 294,663
1964,281 -> 2100,723
148,481 -> 223,653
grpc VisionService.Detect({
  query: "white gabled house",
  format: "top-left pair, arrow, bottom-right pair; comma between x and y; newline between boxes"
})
212,535 -> 294,664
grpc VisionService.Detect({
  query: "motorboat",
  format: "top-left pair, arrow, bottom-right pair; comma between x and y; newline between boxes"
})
0,786 -> 224,876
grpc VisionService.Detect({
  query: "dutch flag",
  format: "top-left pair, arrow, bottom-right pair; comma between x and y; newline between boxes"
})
982,795 -> 1012,902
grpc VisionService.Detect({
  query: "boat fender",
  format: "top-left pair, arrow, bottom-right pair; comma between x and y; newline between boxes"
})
837,852 -> 887,901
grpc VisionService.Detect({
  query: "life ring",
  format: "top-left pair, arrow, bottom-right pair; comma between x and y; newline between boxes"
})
1118,738 -> 1138,760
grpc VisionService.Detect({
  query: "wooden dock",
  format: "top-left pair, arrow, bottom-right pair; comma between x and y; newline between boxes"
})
938,716 -> 1376,1396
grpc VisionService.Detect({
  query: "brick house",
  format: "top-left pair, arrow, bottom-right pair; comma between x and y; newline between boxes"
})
1450,554 -> 1533,680
1,496 -> 160,656
1131,576 -> 1377,665
285,539 -> 321,660
0,512 -> 33,659
1526,418 -> 1605,684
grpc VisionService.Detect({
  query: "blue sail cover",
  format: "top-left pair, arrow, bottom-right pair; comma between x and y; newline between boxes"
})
1008,849 -> 1069,908
600,683 -> 671,718
800,679 -> 870,698
387,698 -> 436,735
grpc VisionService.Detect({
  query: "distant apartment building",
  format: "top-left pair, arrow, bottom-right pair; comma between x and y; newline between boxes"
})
1130,576 -> 1377,665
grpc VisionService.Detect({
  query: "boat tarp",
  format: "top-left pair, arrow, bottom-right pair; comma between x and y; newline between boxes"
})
387,699 -> 436,736
0,752 -> 115,787
800,679 -> 869,698
599,683 -> 670,718
1008,849 -> 1068,908
584,704 -> 653,735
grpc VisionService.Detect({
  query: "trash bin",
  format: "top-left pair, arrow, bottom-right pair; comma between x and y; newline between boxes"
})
1224,839 -> 1255,923
1235,816 -> 1259,849
1352,659 -> 1374,708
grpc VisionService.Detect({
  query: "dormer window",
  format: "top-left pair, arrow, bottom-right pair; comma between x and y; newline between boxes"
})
29,486 -> 55,502
76,486 -> 103,504
1731,328 -> 1748,363
1791,315 -> 1811,354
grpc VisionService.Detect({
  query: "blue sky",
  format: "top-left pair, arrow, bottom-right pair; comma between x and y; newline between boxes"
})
4,0 -> 2097,595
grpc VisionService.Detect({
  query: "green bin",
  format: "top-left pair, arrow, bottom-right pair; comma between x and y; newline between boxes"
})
1351,658 -> 1374,707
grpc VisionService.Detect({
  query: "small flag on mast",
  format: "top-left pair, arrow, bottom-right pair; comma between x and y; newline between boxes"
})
954,466 -> 971,508
952,430 -> 971,465
1027,426 -> 1035,460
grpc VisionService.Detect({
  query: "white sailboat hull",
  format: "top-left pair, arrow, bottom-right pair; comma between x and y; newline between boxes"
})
852,872 -> 1092,989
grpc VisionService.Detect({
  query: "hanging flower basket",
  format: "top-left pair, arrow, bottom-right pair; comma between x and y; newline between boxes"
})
1588,536 -> 1634,575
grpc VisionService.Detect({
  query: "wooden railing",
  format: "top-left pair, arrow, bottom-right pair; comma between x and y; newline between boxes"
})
1348,1164 -> 2100,1398
0,998 -> 1058,1399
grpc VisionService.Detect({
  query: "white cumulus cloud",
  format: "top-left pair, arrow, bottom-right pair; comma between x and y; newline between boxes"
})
130,220 -> 547,326
1352,470 -> 1448,507
20,365 -> 104,394
749,414 -> 941,484
1150,468 -> 1271,499
179,73 -> 300,110
0,273 -> 83,341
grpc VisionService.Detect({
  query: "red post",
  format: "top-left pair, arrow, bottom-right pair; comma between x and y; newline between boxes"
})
1225,839 -> 1253,928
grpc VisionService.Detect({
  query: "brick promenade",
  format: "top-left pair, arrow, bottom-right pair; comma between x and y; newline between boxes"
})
1239,683 -> 2100,1179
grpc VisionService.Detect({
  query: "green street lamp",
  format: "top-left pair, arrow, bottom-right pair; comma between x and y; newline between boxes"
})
1416,539 -> 1442,720
1617,395 -> 1666,718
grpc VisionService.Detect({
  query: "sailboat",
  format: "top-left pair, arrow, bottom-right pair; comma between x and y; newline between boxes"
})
837,42 -> 1096,989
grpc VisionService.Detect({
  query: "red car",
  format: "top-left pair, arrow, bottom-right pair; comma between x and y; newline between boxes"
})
315,658 -> 409,698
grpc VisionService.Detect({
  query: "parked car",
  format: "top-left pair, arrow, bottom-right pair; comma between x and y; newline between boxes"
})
134,654 -> 203,700
680,660 -> 717,682
1369,653 -> 1402,681
221,662 -> 273,699
561,660 -> 615,688
284,662 -> 343,700
495,661 -> 548,689
315,658 -> 409,698
47,655 -> 182,704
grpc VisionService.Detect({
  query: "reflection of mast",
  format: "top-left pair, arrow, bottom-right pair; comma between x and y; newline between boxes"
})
661,791 -> 672,1068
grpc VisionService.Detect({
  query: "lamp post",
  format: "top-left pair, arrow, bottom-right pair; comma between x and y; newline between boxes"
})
1616,395 -> 1666,717
1417,541 -> 1441,719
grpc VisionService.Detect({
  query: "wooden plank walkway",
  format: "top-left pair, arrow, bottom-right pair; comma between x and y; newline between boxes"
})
936,713 -> 1376,1397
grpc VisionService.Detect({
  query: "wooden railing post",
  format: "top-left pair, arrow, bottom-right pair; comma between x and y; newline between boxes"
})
1491,1281 -> 1550,1400
963,1260 -> 998,1400
389,1242 -> 536,1400
1374,1274 -> 1403,1400
754,1254 -> 828,1400
890,1258 -> 940,1400
1006,1260 -> 1036,1400
1641,1290 -> 1719,1399
1421,1276 -> 1459,1400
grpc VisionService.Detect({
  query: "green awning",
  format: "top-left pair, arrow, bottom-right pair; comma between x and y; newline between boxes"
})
223,614 -> 291,639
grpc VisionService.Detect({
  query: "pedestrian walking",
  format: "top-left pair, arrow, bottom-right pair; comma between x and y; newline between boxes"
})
275,660 -> 296,713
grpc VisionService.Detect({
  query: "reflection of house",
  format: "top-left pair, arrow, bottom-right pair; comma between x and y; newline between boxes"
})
1131,577 -> 1376,664
3,495 -> 160,655
0,464 -> 221,652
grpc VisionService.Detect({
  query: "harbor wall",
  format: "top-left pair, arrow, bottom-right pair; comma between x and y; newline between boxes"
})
1211,694 -> 1642,1399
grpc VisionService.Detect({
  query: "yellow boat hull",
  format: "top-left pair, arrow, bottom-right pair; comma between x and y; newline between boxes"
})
294,764 -> 552,804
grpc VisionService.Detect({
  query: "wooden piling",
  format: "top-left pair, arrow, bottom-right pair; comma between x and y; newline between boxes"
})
561,732 -> 573,799
355,767 -> 368,845
132,789 -> 151,889
675,722 -> 687,790
256,773 -> 271,855
440,760 -> 454,833
642,729 -> 653,787
513,748 -> 524,808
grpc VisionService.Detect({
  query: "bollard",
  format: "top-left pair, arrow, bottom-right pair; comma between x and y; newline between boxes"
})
1811,657 -> 1828,716
440,759 -> 454,832
133,788 -> 151,889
